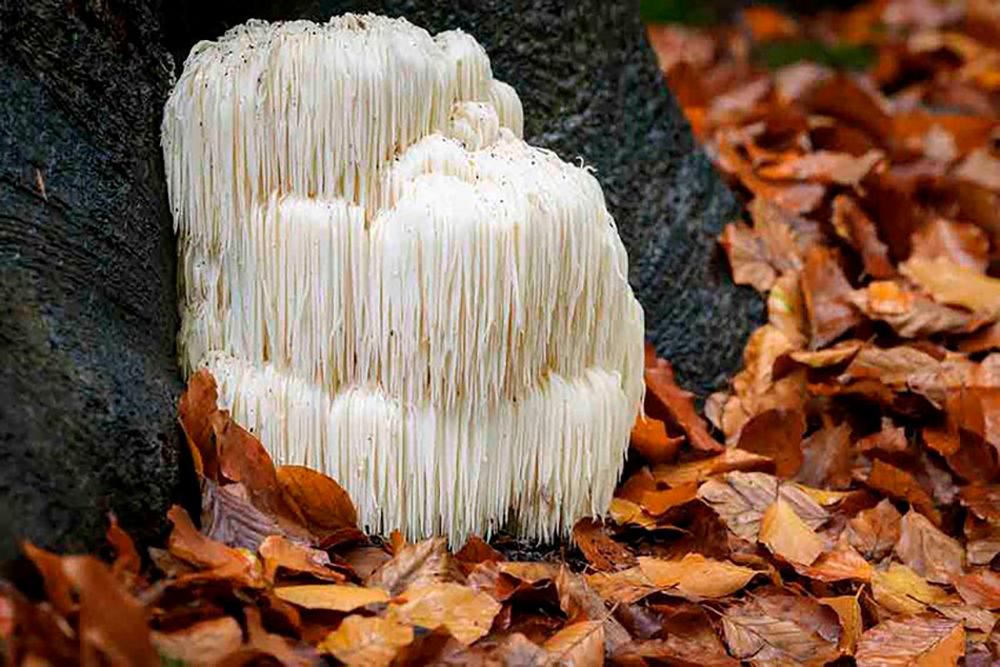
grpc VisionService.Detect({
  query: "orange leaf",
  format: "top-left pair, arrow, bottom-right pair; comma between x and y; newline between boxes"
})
894,510 -> 965,584
736,408 -> 805,478
855,615 -> 963,667
571,519 -> 636,571
319,615 -> 413,667
759,497 -> 825,566
645,359 -> 724,452
638,554 -> 760,599
259,535 -> 345,584
866,460 -> 941,525
390,582 -> 500,645
629,416 -> 682,464
802,246 -> 863,348
276,465 -> 357,533
953,569 -> 1000,609
177,368 -> 220,478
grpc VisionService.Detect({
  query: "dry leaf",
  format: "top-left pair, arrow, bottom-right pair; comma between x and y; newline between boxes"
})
736,408 -> 805,478
645,359 -> 724,452
178,368 -> 220,478
866,460 -> 941,525
796,536 -> 873,582
273,584 -> 389,611
320,615 -> 414,667
276,465 -> 357,534
758,149 -> 883,186
542,620 -> 604,667
571,519 -> 636,571
901,256 -> 1000,316
910,217 -> 989,272
722,594 -> 841,666
894,510 -> 965,584
697,472 -> 829,541
638,483 -> 699,516
831,194 -> 894,278
391,582 -> 500,645
855,615 -> 963,667
759,497 -> 825,566
152,617 -> 243,666
166,505 -> 260,585
653,448 -> 773,485
367,538 -> 463,596
797,422 -> 853,489
629,415 -> 682,464
802,246 -> 863,348
954,569 -> 1000,609
259,535 -> 344,584
819,595 -> 863,654
586,567 -> 659,605
848,499 -> 903,560
871,563 -> 950,615
638,554 -> 760,599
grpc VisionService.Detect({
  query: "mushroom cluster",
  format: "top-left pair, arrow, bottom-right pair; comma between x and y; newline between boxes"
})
163,14 -> 644,544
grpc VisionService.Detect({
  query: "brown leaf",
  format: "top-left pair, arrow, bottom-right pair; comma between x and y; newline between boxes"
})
796,536 -> 873,583
720,221 -> 781,292
638,553 -> 760,599
719,197 -> 809,293
819,595 -> 862,654
259,535 -> 345,584
857,418 -> 909,454
931,602 -> 997,633
894,510 -> 965,584
629,416 -> 682,464
954,569 -> 1000,609
901,256 -> 1000,316
273,584 -> 388,611
760,497 -> 825,566
769,271 -> 808,348
797,422 -> 854,489
106,515 -> 141,586
790,339 -> 863,368
390,582 -> 500,645
166,505 -> 259,579
839,344 -> 940,390
831,194 -> 894,278
554,568 -> 630,652
276,465 -> 357,534
22,542 -> 75,616
178,368 -> 220,478
855,615 -> 963,667
368,538 -> 463,596
954,147 -> 1000,191
61,555 -> 159,666
199,479 -> 287,552
213,413 -> 289,521
152,617 -> 243,666
542,620 -> 604,666
872,563 -> 950,615
866,460 -> 941,525
958,484 -> 1000,522
637,482 -> 699,516
454,536 -> 503,567
758,149 -> 883,186
736,408 -> 805,478
910,217 -> 989,272
849,282 -> 979,338
607,497 -> 659,530
645,359 -> 724,452
612,637 -> 738,667
802,245 -> 863,348
653,448 -> 773,485
319,614 -> 414,667
803,73 -> 893,146
697,472 -> 829,541
585,567 -> 659,605
571,519 -> 636,571
721,594 -> 841,667
848,498 -> 903,560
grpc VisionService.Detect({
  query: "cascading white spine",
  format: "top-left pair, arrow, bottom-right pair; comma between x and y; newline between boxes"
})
164,13 -> 645,544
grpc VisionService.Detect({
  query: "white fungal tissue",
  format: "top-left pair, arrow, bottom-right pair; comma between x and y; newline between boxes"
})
163,13 -> 645,544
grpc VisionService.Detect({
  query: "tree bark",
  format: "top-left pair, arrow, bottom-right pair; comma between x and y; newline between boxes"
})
0,0 -> 188,565
165,0 -> 764,398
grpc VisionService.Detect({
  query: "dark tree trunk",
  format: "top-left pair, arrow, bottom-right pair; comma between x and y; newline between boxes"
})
165,0 -> 765,399
0,0 -> 188,565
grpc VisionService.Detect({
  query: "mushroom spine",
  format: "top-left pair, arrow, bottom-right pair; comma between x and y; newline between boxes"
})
163,13 -> 645,544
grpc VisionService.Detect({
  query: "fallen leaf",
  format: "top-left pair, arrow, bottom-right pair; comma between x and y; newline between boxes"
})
954,569 -> 1000,609
259,536 -> 345,583
849,283 -> 979,338
736,408 -> 805,478
391,582 -> 500,645
894,510 -> 965,584
22,542 -> 74,616
645,359 -> 724,452
871,563 -> 950,615
931,602 -> 997,633
586,567 -> 659,605
855,615 -> 963,667
848,498 -> 903,560
839,344 -> 940,389
61,555 -> 159,666
629,415 -> 682,464
178,368 -> 220,478
769,271 -> 808,347
571,519 -> 636,571
802,245 -> 863,348
866,460 -> 941,525
831,194 -> 894,278
857,418 -> 909,454
819,595 -> 863,654
758,149 -> 883,186
454,536 -> 503,567
273,584 -> 388,611
638,553 -> 760,599
954,147 -> 1000,191
653,448 -> 773,485
638,482 -> 700,516
797,422 -> 853,489
276,465 -> 357,534
367,538 -> 463,596
910,217 -> 990,272
199,479 -> 288,552
319,614 -> 414,667
697,471 -> 829,541
722,594 -> 841,666
106,515 -> 141,586
166,505 -> 260,585
959,485 -> 1000,522
901,256 -> 1000,316
213,413 -> 290,522
759,497 -> 825,566
542,620 -> 604,667
607,498 -> 658,529
790,340 -> 863,368
152,617 -> 243,666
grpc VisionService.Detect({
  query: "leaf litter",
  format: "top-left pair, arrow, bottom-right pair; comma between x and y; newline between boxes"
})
6,1 -> 1000,665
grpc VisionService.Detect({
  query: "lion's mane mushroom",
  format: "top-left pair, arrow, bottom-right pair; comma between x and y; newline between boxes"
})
163,14 -> 644,544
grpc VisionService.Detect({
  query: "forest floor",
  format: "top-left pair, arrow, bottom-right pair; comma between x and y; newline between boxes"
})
5,0 -> 1000,665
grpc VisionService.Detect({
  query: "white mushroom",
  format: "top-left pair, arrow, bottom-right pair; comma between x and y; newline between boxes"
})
163,13 -> 644,544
